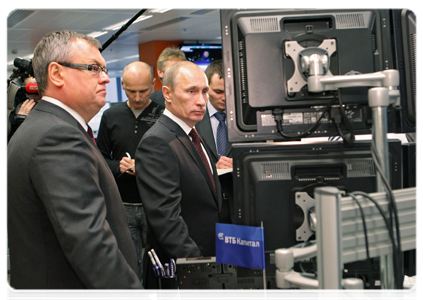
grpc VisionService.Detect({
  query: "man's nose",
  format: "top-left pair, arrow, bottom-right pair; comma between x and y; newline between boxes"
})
99,72 -> 110,84
197,93 -> 207,106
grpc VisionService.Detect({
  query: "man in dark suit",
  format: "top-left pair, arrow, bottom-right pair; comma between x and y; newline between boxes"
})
7,30 -> 142,289
196,60 -> 234,223
135,61 -> 223,289
196,60 -> 232,167
150,46 -> 186,107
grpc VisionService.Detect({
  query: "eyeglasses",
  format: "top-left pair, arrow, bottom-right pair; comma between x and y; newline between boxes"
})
58,62 -> 108,77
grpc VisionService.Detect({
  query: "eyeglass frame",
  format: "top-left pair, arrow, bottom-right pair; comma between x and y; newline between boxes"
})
57,62 -> 108,77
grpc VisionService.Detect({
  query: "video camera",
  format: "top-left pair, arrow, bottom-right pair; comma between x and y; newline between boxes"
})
8,57 -> 38,108
7,57 -> 39,137
11,57 -> 34,79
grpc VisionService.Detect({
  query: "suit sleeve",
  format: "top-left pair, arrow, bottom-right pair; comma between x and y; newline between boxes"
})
30,124 -> 142,288
136,134 -> 202,259
96,112 -> 120,176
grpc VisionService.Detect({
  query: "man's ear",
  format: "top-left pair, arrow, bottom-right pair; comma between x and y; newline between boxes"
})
157,69 -> 164,80
162,85 -> 171,105
48,62 -> 65,88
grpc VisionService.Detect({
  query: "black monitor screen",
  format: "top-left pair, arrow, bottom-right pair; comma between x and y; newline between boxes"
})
180,44 -> 222,72
221,9 -> 402,142
391,9 -> 416,133
232,139 -> 403,252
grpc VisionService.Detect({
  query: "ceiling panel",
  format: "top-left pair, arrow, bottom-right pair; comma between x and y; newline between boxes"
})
7,8 -> 222,77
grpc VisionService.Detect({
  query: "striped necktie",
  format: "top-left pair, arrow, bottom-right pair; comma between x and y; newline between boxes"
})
214,111 -> 227,158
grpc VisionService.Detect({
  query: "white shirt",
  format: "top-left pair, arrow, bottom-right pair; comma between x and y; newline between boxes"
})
163,109 -> 213,173
42,96 -> 88,131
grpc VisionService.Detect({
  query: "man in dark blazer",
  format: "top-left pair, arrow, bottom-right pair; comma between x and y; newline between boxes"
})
135,61 -> 223,289
196,60 -> 233,167
7,30 -> 142,289
150,46 -> 186,107
196,60 -> 234,223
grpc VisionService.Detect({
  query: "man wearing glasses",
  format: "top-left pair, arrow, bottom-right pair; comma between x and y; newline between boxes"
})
7,30 -> 143,289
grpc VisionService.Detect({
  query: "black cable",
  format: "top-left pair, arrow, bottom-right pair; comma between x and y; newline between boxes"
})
351,191 -> 402,289
369,138 -> 403,289
273,99 -> 335,140
334,91 -> 355,145
347,193 -> 375,289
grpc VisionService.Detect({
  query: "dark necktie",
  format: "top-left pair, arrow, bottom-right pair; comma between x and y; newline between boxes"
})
189,128 -> 216,193
87,125 -> 96,145
214,112 -> 227,158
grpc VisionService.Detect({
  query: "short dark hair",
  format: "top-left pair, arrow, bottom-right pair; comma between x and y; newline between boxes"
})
205,60 -> 223,85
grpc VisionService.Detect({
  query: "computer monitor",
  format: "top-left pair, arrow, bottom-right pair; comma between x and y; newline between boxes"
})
402,142 -> 420,276
232,139 -> 403,252
180,44 -> 222,72
221,9 -> 407,143
391,9 -> 416,133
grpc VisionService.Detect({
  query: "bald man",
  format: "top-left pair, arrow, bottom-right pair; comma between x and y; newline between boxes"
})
96,61 -> 164,282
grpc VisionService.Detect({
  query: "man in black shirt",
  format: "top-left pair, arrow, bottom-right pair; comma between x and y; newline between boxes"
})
96,61 -> 164,282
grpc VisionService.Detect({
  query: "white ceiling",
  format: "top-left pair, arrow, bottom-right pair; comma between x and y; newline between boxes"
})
7,8 -> 222,78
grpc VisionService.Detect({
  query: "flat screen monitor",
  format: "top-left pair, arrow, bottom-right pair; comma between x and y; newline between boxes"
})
232,139 -> 403,252
391,9 -> 416,133
402,142 -> 420,276
180,44 -> 222,72
221,9 -> 403,143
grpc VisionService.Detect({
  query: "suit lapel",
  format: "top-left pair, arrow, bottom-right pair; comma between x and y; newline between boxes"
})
159,115 -> 220,205
198,111 -> 219,161
35,100 -> 111,171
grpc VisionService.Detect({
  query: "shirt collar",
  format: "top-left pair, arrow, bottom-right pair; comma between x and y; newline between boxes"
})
207,100 -> 225,118
163,108 -> 193,136
41,96 -> 88,131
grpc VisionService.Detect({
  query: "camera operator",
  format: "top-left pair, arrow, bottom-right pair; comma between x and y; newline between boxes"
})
7,58 -> 41,141
15,77 -> 39,114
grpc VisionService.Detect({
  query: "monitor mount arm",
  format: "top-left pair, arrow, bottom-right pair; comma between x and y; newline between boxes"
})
274,244 -> 364,289
285,39 -> 401,109
285,39 -> 402,288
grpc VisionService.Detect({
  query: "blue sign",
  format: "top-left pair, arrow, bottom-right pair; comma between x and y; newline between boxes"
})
216,223 -> 265,270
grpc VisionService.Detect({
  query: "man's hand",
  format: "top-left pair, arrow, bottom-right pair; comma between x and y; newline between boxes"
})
17,99 -> 36,116
216,156 -> 233,169
120,157 -> 135,175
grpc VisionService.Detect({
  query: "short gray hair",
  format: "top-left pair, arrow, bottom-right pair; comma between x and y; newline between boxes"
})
157,46 -> 186,72
32,30 -> 101,95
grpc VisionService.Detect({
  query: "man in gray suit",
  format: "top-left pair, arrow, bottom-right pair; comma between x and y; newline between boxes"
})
7,30 -> 142,289
136,61 -> 223,288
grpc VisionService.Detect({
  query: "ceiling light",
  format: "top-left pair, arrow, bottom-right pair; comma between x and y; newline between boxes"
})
104,15 -> 153,30
87,31 -> 108,38
106,54 -> 139,64
148,9 -> 173,14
